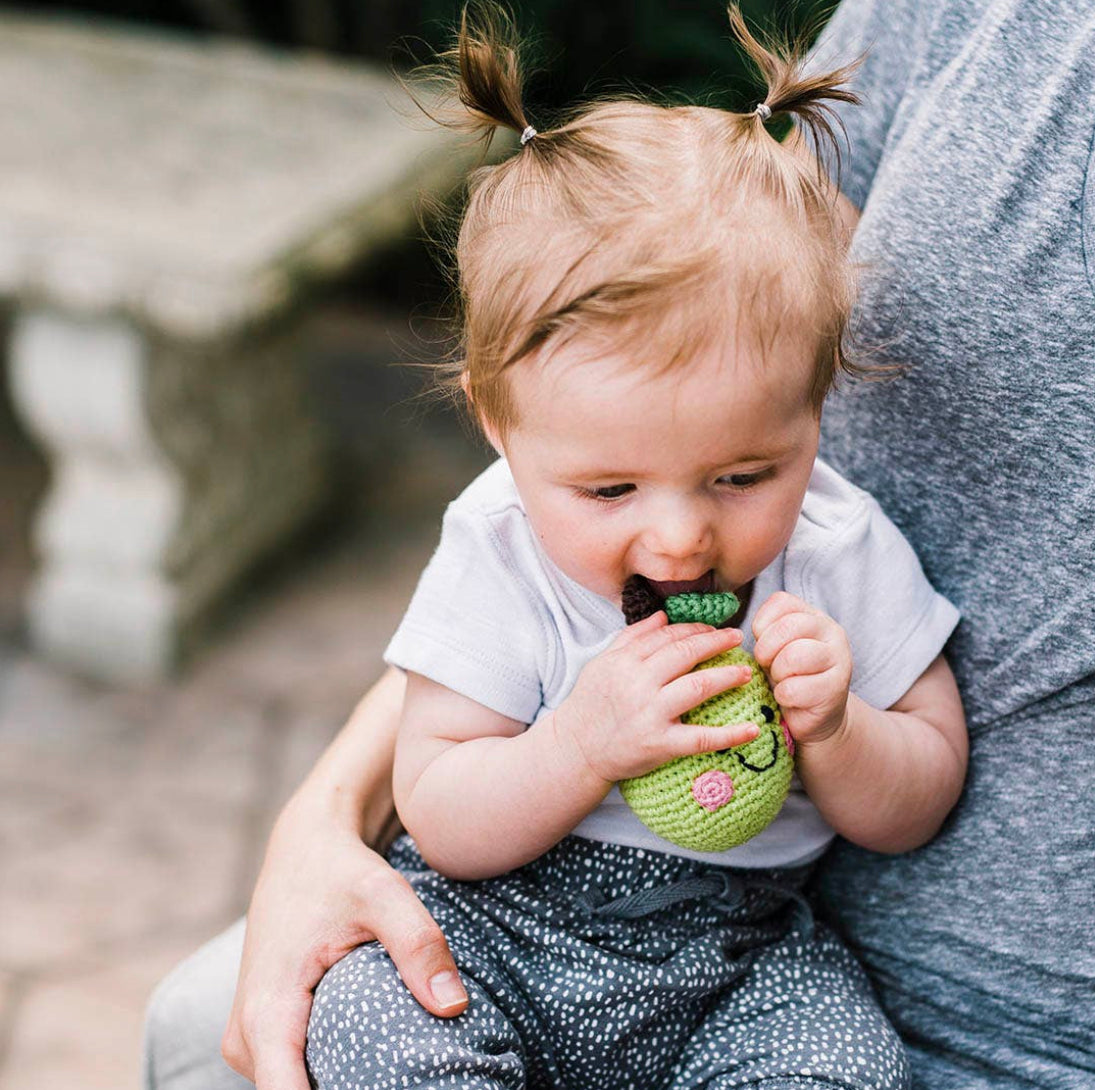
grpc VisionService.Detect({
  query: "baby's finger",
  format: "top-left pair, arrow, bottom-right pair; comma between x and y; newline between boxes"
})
646,627 -> 745,678
772,669 -> 842,710
611,610 -> 667,647
672,720 -> 762,758
752,592 -> 819,639
753,609 -> 830,668
767,637 -> 834,685
660,661 -> 753,719
627,620 -> 725,660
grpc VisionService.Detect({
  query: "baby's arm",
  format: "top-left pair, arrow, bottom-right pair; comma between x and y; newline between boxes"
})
393,673 -> 611,879
393,613 -> 759,880
753,592 -> 967,853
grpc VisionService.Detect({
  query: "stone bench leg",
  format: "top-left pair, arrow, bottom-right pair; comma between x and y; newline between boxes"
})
8,308 -> 328,682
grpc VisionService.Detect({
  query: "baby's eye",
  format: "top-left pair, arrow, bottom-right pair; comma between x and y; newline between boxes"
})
581,484 -> 636,502
718,471 -> 767,489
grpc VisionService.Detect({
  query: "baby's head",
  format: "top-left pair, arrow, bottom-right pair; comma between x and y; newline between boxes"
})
424,4 -> 863,604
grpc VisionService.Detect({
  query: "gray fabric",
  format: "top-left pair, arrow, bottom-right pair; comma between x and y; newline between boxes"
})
306,834 -> 909,1090
142,918 -> 251,1090
807,1 -> 1095,1086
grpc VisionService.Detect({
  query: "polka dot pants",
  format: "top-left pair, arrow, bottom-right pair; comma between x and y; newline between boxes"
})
306,835 -> 909,1090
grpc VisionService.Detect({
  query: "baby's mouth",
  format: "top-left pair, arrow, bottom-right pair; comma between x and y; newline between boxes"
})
622,571 -> 727,626
640,570 -> 716,599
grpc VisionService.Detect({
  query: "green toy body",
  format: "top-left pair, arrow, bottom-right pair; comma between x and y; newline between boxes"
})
619,592 -> 795,853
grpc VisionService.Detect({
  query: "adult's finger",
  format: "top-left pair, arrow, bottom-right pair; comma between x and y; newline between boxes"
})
253,1043 -> 312,1090
220,1012 -> 253,1080
363,868 -> 469,1017
223,968 -> 317,1089
245,990 -> 314,1090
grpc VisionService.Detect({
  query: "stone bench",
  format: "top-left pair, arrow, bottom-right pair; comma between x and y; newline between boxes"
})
0,14 -> 476,682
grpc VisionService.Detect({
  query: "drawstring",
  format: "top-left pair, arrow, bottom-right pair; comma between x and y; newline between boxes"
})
579,872 -> 743,918
735,875 -> 816,941
579,869 -> 814,941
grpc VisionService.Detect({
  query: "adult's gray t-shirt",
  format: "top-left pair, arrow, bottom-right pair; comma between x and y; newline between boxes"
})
807,1 -> 1095,1086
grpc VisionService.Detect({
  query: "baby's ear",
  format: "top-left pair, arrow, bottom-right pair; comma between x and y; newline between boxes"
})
461,371 -> 504,454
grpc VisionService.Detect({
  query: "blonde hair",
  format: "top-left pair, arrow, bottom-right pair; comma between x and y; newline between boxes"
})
416,3 -> 863,437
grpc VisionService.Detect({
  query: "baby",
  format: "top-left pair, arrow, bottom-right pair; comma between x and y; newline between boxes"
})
306,6 -> 968,1089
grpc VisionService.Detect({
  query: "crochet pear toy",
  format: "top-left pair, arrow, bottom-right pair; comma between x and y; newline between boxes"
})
618,587 -> 795,853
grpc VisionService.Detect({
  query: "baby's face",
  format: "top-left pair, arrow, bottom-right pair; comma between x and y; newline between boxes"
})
491,330 -> 822,605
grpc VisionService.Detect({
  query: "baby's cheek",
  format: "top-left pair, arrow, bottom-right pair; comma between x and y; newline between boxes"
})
539,535 -> 625,599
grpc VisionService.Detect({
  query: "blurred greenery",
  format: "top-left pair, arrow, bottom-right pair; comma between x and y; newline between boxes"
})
28,1 -> 835,110
408,0 -> 834,113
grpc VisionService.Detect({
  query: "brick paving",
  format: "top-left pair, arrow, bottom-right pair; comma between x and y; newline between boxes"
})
0,299 -> 489,1089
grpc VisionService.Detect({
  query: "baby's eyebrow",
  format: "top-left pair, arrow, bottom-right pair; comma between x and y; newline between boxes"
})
553,463 -> 642,480
552,446 -> 789,482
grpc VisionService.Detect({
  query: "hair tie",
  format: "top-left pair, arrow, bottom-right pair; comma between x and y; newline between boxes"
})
520,125 -> 537,146
753,103 -> 772,122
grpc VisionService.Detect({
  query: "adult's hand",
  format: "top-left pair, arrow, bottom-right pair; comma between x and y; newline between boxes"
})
220,669 -> 469,1090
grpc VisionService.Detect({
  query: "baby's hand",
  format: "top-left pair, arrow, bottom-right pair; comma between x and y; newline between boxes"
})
551,611 -> 759,784
752,592 -> 852,747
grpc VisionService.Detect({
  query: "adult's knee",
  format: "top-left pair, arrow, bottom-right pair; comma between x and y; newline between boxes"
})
142,919 -> 251,1090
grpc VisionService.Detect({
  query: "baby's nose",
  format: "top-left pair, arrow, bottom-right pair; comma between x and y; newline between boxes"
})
645,503 -> 712,558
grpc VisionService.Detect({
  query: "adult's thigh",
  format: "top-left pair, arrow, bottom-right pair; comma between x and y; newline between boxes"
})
670,925 -> 910,1090
142,918 -> 251,1090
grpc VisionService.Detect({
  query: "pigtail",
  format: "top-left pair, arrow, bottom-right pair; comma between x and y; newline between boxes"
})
728,4 -> 860,185
409,3 -> 536,152
722,4 -> 868,396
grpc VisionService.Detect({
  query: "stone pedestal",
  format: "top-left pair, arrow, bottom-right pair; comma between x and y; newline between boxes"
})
10,310 -> 328,681
0,14 -> 478,681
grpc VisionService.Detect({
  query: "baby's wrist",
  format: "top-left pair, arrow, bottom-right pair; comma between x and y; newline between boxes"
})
538,706 -> 614,797
795,696 -> 856,759
786,686 -> 845,748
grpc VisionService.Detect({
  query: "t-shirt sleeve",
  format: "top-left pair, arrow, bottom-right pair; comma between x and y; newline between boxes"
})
786,487 -> 960,711
805,0 -> 944,209
383,502 -> 548,724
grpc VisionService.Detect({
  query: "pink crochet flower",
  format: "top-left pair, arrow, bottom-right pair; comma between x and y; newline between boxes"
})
692,769 -> 734,811
781,719 -> 795,757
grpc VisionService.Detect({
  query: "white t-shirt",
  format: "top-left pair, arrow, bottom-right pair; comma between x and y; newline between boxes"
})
385,457 -> 959,869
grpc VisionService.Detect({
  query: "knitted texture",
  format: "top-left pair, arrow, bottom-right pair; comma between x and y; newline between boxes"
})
663,592 -> 740,628
619,591 -> 794,852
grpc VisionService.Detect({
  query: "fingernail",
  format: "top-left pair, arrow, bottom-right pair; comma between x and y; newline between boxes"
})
430,971 -> 467,1009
